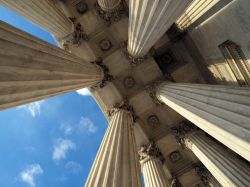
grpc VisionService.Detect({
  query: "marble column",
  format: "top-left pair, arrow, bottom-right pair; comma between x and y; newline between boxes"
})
172,122 -> 250,187
84,103 -> 143,187
176,0 -> 220,30
138,142 -> 171,187
97,0 -> 121,11
0,21 -> 104,110
127,0 -> 191,58
95,0 -> 128,25
155,82 -> 250,161
0,0 -> 73,38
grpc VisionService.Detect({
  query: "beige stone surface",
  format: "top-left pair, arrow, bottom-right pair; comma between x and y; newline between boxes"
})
0,21 -> 103,110
188,0 -> 250,85
157,82 -> 250,161
185,132 -> 250,187
2,0 -> 250,186
85,109 -> 142,187
127,0 -> 191,57
141,158 -> 170,187
0,0 -> 73,38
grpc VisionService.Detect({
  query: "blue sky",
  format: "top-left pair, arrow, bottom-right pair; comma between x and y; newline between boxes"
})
0,6 -> 107,187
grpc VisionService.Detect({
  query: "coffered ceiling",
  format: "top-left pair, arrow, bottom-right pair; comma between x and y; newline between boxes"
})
55,0 -> 206,185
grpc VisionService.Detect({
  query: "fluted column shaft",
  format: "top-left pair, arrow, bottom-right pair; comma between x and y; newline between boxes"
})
85,107 -> 142,187
139,143 -> 170,187
176,0 -> 220,30
127,0 -> 191,58
0,0 -> 73,38
142,158 -> 170,187
97,0 -> 121,11
0,21 -> 103,110
156,82 -> 250,161
185,132 -> 250,187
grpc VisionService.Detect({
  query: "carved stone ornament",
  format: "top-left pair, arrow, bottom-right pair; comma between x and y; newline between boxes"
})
138,142 -> 165,163
171,120 -> 198,146
147,115 -> 160,127
75,1 -> 88,15
95,0 -> 128,26
90,58 -> 114,89
120,41 -> 149,66
123,76 -> 136,88
107,100 -> 137,122
145,77 -> 167,105
170,177 -> 183,187
169,150 -> 182,163
194,164 -> 209,186
62,17 -> 88,50
99,39 -> 112,51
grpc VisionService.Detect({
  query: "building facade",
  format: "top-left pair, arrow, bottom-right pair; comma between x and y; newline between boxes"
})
0,0 -> 250,186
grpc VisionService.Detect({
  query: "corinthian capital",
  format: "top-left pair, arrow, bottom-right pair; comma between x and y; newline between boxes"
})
138,142 -> 164,163
171,120 -> 199,146
145,76 -> 175,105
90,58 -> 114,89
61,17 -> 88,49
95,0 -> 128,26
107,100 -> 137,121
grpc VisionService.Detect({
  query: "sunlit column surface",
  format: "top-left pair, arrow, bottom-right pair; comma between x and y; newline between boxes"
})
127,0 -> 191,58
85,103 -> 143,187
156,82 -> 250,161
138,142 -> 171,187
176,0 -> 221,30
0,0 -> 73,38
172,123 -> 250,187
0,21 -> 103,110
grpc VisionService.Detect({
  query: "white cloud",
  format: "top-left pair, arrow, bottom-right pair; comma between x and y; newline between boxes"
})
76,88 -> 91,96
52,139 -> 76,161
60,123 -> 74,135
17,100 -> 44,117
78,117 -> 97,133
59,117 -> 97,135
65,161 -> 82,174
20,164 -> 43,187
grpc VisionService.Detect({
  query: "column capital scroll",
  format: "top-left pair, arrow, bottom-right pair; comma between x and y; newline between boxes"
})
193,164 -> 210,186
107,100 -> 137,121
138,142 -> 165,164
146,77 -> 174,105
171,120 -> 201,147
120,41 -> 150,66
90,58 -> 114,89
61,17 -> 88,49
95,0 -> 128,26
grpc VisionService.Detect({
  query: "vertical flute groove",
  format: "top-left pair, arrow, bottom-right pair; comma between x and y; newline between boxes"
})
0,21 -> 103,110
157,82 -> 250,161
185,132 -> 250,187
127,0 -> 191,57
85,110 -> 142,187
